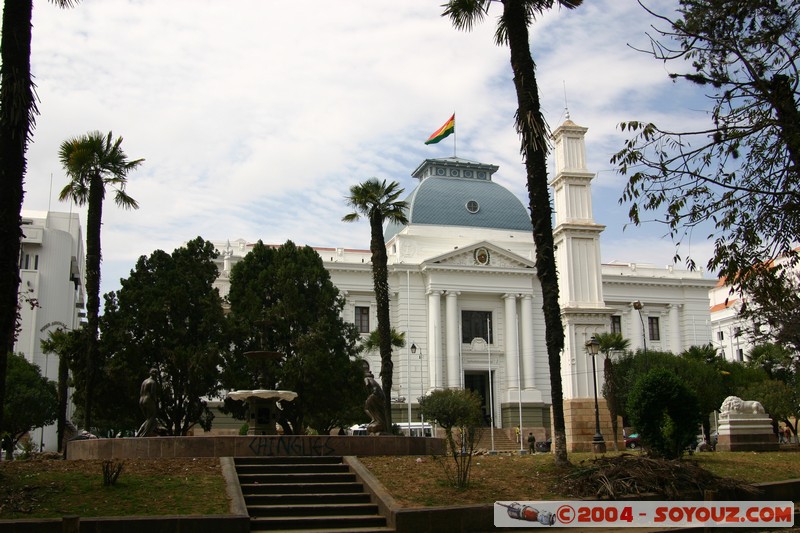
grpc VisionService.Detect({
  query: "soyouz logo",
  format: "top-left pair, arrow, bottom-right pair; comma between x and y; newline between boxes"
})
493,501 -> 794,528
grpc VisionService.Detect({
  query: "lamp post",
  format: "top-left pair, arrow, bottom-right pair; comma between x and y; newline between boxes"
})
632,300 -> 647,367
411,342 -> 425,437
585,335 -> 606,454
406,336 -> 412,436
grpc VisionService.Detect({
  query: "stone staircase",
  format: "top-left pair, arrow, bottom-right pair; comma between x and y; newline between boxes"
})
235,456 -> 393,532
474,427 -> 524,453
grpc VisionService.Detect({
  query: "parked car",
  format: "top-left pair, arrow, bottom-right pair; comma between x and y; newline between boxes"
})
624,433 -> 641,449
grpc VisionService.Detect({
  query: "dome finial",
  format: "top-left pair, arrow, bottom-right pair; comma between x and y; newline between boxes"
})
563,80 -> 571,121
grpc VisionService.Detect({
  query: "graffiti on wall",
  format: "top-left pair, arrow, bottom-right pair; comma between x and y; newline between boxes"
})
248,436 -> 336,456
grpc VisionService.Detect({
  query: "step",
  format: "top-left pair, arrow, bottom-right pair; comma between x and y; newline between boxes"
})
235,455 -> 343,465
247,502 -> 379,517
238,472 -> 356,484
245,492 -> 372,506
240,481 -> 365,495
249,514 -> 387,531
250,526 -> 394,533
236,463 -> 350,474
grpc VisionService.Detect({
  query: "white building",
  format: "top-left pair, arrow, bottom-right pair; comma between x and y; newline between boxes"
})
709,279 -> 749,362
213,118 -> 717,450
708,249 -> 800,363
14,210 -> 85,451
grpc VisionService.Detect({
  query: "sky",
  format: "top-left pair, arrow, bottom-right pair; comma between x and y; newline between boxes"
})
22,0 -> 718,298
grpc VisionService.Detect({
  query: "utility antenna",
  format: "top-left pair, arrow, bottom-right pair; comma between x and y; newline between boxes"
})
562,81 -> 571,120
48,173 -> 53,212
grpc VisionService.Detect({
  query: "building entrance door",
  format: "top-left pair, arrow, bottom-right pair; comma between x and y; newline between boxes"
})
464,370 -> 493,427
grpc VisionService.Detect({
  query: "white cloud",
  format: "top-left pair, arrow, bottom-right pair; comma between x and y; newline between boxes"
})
23,0 -> 718,297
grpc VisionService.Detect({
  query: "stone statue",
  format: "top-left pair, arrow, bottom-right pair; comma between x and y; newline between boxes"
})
720,395 -> 765,418
363,361 -> 387,435
136,368 -> 160,437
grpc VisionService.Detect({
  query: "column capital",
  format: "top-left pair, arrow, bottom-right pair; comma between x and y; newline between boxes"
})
445,290 -> 461,297
426,289 -> 443,297
502,293 -> 518,300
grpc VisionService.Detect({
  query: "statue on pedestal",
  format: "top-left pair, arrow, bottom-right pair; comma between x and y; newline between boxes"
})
136,368 -> 160,437
363,361 -> 387,435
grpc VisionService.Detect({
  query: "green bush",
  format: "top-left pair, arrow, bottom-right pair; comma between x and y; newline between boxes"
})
419,388 -> 483,488
627,368 -> 701,459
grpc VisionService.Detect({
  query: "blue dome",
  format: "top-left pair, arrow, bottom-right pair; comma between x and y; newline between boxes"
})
385,158 -> 531,240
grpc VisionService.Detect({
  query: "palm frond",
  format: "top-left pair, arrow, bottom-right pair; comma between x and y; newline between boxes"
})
442,0 -> 491,32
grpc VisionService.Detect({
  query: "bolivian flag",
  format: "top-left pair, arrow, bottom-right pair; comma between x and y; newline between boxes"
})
424,114 -> 455,145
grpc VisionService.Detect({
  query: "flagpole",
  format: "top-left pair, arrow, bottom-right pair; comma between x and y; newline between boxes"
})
453,112 -> 457,158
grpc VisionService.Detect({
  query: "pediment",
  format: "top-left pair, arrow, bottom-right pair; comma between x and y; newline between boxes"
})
423,241 -> 534,270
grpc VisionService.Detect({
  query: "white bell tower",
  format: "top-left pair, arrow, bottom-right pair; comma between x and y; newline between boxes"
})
551,118 -> 617,451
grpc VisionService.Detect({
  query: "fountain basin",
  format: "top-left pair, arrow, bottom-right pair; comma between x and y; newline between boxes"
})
227,389 -> 297,435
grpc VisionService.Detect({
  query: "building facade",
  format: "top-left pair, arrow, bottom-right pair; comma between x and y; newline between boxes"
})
708,249 -> 800,363
14,210 -> 85,451
213,118 -> 717,450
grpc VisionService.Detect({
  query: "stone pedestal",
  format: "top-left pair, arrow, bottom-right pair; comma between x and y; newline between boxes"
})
715,413 -> 778,452
561,398 -> 624,452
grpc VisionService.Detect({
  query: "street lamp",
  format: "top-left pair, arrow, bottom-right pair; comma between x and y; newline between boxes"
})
632,300 -> 647,366
585,335 -> 606,454
411,343 -> 425,436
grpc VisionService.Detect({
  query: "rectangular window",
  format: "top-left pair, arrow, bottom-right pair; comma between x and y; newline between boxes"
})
611,316 -> 622,335
355,306 -> 370,334
462,310 -> 493,343
717,330 -> 724,341
737,348 -> 744,362
33,254 -> 39,270
648,316 -> 660,341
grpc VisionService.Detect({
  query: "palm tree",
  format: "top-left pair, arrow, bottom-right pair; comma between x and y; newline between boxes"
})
595,332 -> 630,451
0,0 -> 77,440
40,328 -> 84,452
360,328 -> 406,354
59,131 -> 143,430
442,0 -> 582,465
343,178 -> 408,430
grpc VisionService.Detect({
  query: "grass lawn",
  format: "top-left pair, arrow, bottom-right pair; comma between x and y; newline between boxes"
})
0,458 -> 228,519
359,448 -> 800,507
1,448 -> 799,518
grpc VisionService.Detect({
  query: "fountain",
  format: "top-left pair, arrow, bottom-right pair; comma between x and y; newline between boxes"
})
226,350 -> 297,435
67,346 -> 444,459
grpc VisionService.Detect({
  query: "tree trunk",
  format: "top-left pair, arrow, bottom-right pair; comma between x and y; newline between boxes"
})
0,0 -> 35,437
370,213 -> 394,431
765,74 -> 800,183
83,172 -> 105,431
604,356 -> 619,451
57,352 -> 69,452
503,0 -> 569,466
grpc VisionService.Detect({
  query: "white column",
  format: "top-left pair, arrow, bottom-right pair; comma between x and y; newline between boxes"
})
427,290 -> 443,389
503,294 -> 519,392
445,291 -> 461,388
629,305 -> 644,352
520,293 -> 535,389
669,304 -> 682,354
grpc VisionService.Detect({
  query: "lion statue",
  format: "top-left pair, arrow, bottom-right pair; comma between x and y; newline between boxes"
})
720,396 -> 765,418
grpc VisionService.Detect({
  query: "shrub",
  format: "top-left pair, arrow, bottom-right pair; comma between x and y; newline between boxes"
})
102,460 -> 124,486
627,368 -> 701,459
419,388 -> 483,488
